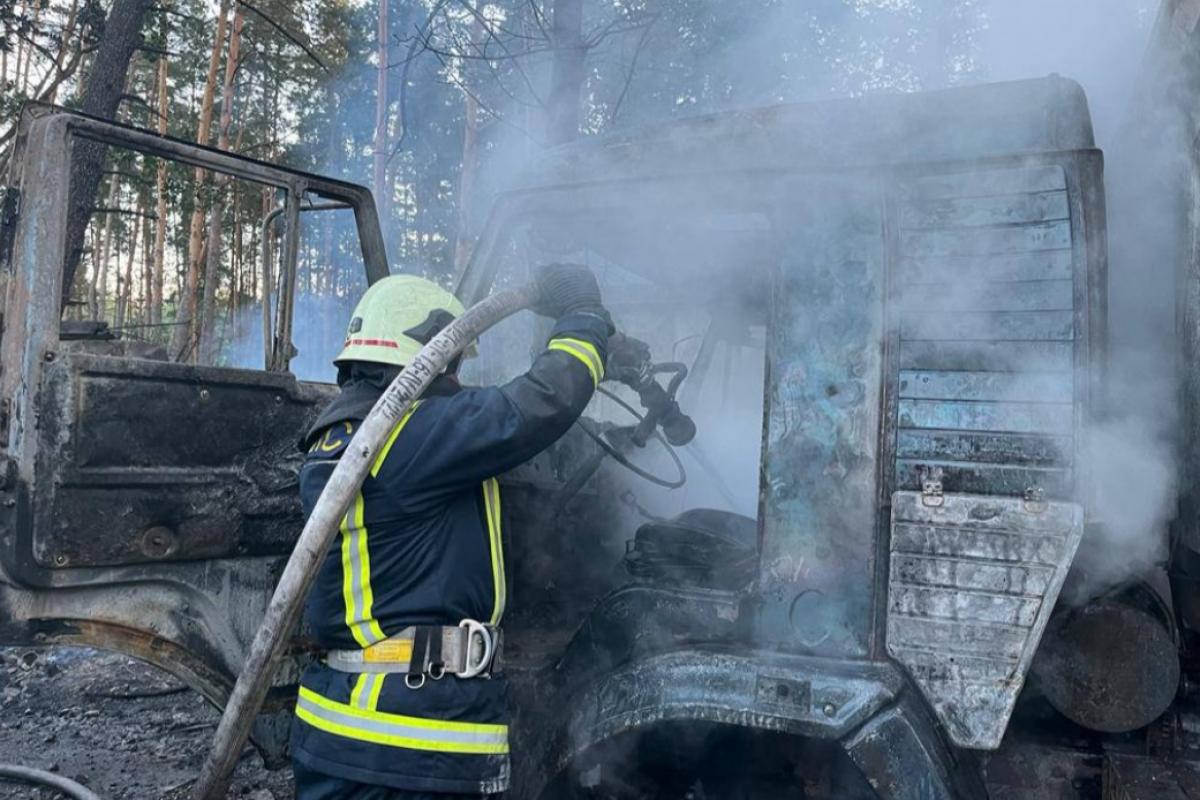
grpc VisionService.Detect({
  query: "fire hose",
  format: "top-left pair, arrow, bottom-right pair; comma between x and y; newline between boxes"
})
0,765 -> 103,800
190,284 -> 539,800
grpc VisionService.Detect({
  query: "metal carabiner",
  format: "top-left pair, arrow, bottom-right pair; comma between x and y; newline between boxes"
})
458,619 -> 495,679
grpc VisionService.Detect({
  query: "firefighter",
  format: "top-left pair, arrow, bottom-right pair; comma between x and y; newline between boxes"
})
290,264 -> 612,799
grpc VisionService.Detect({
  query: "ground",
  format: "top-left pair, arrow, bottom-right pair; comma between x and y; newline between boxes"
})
0,646 -> 294,799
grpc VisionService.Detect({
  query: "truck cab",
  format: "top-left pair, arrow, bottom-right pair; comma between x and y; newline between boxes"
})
0,76 -> 1124,799
458,75 -> 1105,799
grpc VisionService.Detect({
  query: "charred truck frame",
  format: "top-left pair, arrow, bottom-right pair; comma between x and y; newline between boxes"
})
0,77 -> 1184,799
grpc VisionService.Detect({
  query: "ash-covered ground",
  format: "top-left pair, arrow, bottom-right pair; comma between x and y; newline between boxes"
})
0,646 -> 294,799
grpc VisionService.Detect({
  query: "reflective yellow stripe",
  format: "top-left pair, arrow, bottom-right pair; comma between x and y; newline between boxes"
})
350,673 -> 371,708
310,421 -> 354,454
482,478 -> 506,625
295,686 -> 508,755
548,337 -> 604,386
371,401 -> 423,478
337,401 -> 423,648
340,493 -> 387,647
319,421 -> 354,452
366,674 -> 385,711
350,673 -> 385,711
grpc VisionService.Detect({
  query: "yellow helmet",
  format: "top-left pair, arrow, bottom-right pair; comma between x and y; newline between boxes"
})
335,275 -> 468,368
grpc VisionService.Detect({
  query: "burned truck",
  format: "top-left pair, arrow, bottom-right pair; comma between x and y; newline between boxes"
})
0,75 -> 1185,798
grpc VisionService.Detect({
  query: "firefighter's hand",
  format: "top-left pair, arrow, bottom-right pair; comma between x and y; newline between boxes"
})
533,263 -> 605,319
607,333 -> 652,386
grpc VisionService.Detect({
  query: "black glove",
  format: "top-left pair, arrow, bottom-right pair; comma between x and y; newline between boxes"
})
533,263 -> 605,319
606,333 -> 652,386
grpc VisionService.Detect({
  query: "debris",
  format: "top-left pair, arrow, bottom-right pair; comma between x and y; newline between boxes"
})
85,683 -> 188,701
0,646 -> 294,799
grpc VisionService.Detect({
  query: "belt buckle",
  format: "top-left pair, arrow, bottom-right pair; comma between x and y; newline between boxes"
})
458,619 -> 495,679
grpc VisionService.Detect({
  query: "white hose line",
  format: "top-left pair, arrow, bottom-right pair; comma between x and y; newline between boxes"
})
0,764 -> 104,800
191,284 -> 539,800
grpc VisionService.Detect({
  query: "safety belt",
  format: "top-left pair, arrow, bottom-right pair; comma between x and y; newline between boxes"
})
325,619 -> 499,688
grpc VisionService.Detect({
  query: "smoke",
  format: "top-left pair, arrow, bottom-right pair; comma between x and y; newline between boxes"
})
292,1 -> 1183,615
221,292 -> 355,383
1069,418 -> 1177,603
972,0 -> 1177,601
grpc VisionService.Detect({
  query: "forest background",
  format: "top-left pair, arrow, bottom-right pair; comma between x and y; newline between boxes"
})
0,0 -> 1154,379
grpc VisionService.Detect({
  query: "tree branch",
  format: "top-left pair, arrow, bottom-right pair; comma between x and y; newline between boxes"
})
236,0 -> 328,72
119,91 -> 167,121
402,28 -> 551,64
154,4 -> 206,25
454,0 -> 545,106
387,0 -> 456,166
528,0 -> 552,42
586,12 -> 660,49
92,206 -> 159,219
609,14 -> 658,125
430,47 -> 541,146
135,44 -> 175,57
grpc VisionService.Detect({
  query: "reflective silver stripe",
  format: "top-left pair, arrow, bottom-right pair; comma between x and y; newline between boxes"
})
296,687 -> 509,754
547,337 -> 604,386
350,673 -> 384,710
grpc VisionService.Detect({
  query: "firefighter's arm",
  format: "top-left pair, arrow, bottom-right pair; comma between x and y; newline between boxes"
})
396,313 -> 609,491
380,264 -> 613,492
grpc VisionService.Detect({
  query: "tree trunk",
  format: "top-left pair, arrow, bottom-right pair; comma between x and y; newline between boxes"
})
151,54 -> 168,326
81,225 -> 99,321
2,12 -> 9,86
61,0 -> 156,309
48,0 -> 81,103
253,187 -> 267,303
546,0 -> 586,145
98,208 -> 116,318
171,0 -> 231,360
115,202 -> 141,330
89,180 -> 120,319
20,0 -> 45,92
141,212 -> 152,329
453,9 -> 484,278
373,0 -> 391,224
230,194 -> 243,351
198,4 -> 243,363
13,0 -> 29,93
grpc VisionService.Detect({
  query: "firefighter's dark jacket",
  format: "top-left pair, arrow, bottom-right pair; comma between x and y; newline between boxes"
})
290,312 -> 609,794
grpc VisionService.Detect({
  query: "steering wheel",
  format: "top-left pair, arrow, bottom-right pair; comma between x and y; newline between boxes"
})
574,385 -> 687,489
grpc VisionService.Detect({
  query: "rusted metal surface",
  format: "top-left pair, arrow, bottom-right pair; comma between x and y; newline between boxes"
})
886,491 -> 1084,749
0,106 -> 386,771
0,565 -> 304,766
522,648 -> 906,796
517,77 -> 1096,190
844,700 -> 988,800
754,176 -> 886,659
1033,584 -> 1180,733
32,354 -> 333,569
7,104 -> 388,376
888,164 -> 1081,502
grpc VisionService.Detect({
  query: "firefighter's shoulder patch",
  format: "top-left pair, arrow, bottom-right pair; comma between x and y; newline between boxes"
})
307,420 -> 355,459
